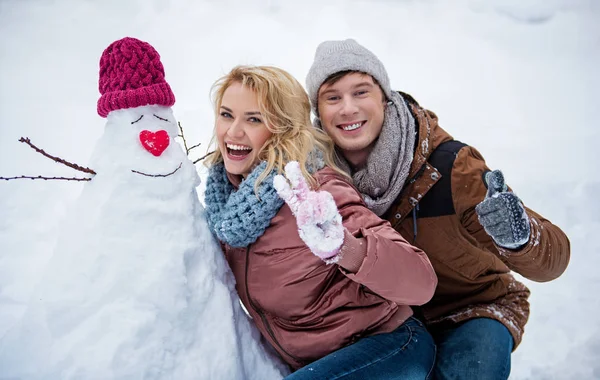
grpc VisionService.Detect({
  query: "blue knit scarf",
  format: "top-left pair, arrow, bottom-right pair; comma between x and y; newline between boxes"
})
204,161 -> 285,248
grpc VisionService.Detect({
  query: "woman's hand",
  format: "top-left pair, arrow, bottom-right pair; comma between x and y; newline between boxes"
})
273,161 -> 344,262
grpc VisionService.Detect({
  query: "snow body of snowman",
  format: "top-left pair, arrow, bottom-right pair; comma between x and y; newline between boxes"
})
0,37 -> 288,380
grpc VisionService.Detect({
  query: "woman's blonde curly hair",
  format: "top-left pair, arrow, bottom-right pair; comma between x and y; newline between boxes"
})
205,65 -> 346,192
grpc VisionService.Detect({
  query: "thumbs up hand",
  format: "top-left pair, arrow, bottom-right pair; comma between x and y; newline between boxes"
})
273,161 -> 344,262
475,170 -> 531,250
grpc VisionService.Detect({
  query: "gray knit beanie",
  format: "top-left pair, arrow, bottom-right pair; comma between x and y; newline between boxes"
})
306,39 -> 392,114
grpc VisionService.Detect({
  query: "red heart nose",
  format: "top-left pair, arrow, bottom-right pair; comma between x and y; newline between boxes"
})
139,130 -> 170,157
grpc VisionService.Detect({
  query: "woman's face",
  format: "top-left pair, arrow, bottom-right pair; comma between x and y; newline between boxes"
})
216,82 -> 273,177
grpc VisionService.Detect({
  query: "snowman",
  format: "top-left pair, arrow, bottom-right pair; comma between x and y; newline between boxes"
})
0,37 -> 288,379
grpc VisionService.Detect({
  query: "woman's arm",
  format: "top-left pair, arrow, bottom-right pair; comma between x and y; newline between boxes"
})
320,174 -> 438,306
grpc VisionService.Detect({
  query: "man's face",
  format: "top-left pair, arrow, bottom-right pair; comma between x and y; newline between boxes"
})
317,72 -> 385,166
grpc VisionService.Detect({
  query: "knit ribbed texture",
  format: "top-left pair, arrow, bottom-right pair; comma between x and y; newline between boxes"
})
97,37 -> 175,117
204,161 -> 284,248
325,92 -> 416,216
205,150 -> 327,248
306,39 -> 391,114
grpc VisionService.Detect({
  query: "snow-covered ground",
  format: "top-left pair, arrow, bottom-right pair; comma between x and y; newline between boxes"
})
0,0 -> 598,378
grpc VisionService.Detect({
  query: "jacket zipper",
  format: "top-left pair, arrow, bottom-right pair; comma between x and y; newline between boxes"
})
412,203 -> 420,243
386,163 -> 428,224
407,163 -> 428,186
244,247 -> 304,365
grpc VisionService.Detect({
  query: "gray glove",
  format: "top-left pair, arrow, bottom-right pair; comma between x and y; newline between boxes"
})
475,170 -> 531,250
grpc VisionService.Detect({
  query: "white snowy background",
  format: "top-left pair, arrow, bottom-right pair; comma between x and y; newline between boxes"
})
0,0 -> 598,378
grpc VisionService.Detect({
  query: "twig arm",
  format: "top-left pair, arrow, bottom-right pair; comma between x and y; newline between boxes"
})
18,137 -> 96,175
0,175 -> 92,181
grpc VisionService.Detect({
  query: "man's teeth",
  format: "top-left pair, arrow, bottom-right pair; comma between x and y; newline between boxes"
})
227,144 -> 251,151
342,122 -> 362,131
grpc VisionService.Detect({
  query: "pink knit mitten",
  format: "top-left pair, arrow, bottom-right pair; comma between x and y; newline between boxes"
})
273,161 -> 344,262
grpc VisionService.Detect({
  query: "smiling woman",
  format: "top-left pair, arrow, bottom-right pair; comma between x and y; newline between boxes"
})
203,66 -> 438,379
216,82 -> 273,177
205,65 -> 336,193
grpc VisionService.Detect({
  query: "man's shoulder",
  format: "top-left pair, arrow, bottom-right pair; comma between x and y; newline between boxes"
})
396,90 -> 420,107
430,140 -> 469,167
396,90 -> 454,161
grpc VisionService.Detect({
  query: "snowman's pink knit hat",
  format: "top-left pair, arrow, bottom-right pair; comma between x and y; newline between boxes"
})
97,37 -> 175,118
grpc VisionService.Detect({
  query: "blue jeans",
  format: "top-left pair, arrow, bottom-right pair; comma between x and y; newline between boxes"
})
431,317 -> 513,380
284,317 -> 436,380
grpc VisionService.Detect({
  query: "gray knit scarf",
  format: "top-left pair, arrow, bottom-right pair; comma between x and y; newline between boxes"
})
315,92 -> 415,216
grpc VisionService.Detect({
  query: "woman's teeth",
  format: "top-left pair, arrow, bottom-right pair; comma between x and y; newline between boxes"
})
226,143 -> 251,151
226,143 -> 252,157
342,122 -> 362,131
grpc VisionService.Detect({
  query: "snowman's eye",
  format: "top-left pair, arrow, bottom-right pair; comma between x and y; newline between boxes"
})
131,115 -> 144,124
153,114 -> 170,122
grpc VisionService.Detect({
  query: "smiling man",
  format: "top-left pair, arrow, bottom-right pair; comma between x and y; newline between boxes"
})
306,39 -> 571,380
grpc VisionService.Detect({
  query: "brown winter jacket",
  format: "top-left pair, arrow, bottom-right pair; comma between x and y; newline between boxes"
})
379,92 -> 571,348
221,167 -> 437,370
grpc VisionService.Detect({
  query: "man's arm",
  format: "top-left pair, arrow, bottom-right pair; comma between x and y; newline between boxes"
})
452,145 -> 570,282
